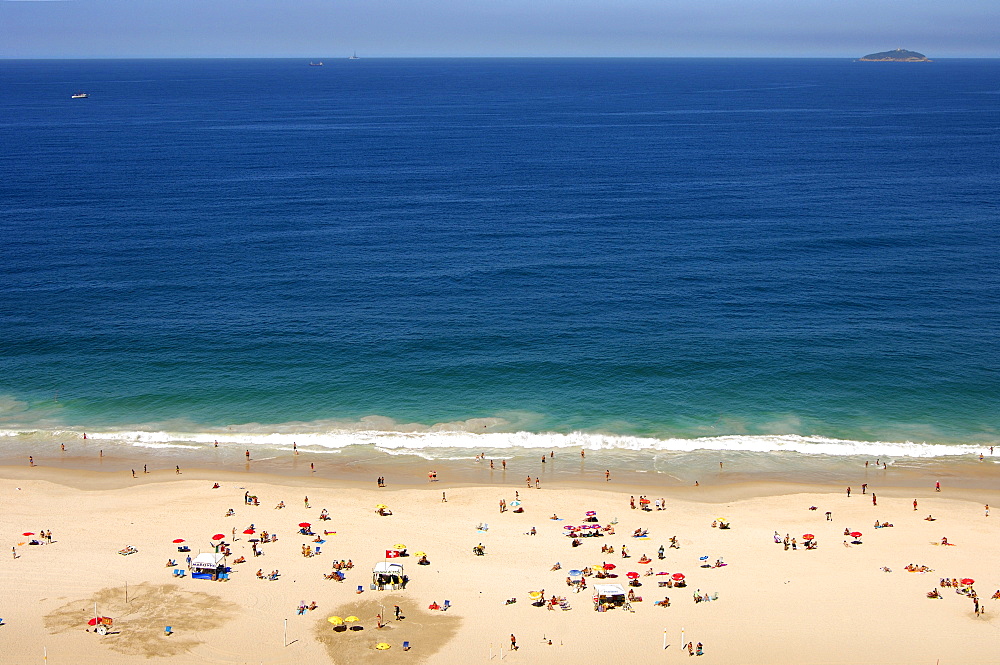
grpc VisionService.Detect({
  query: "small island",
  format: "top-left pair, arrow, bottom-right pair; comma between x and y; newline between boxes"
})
859,48 -> 931,62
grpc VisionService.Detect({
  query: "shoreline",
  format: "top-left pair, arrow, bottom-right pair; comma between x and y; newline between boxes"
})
3,446 -> 999,501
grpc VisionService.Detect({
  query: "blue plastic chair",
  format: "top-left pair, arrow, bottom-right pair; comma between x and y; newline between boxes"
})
165,626 -> 172,635
443,600 -> 451,610
315,546 -> 321,555
402,641 -> 410,651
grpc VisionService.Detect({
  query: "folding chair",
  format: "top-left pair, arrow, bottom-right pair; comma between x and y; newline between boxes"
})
443,600 -> 451,611
402,641 -> 411,651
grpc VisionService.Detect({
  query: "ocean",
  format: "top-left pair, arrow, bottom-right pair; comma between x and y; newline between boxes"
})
1,58 -> 998,472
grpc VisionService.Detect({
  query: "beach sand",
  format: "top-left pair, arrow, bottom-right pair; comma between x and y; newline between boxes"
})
1,463 -> 998,664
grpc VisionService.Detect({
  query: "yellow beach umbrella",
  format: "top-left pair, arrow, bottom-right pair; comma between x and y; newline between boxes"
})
344,616 -> 360,623
375,643 -> 391,650
327,616 -> 343,625
528,591 -> 542,600
413,551 -> 426,556
394,543 -> 406,550
375,504 -> 388,510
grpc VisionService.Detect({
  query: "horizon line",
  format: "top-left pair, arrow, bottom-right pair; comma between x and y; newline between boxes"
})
3,55 -> 999,61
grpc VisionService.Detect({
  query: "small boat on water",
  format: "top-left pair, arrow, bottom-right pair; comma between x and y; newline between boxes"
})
71,92 -> 89,99
309,62 -> 323,66
348,52 -> 359,60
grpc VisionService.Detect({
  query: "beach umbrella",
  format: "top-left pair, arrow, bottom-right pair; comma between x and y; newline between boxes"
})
243,528 -> 255,534
528,591 -> 543,599
414,551 -> 426,556
172,539 -> 185,543
564,526 -> 575,530
803,534 -> 814,540
961,578 -> 975,585
699,556 -> 709,561
22,532 -> 34,536
510,500 -> 521,507
375,504 -> 388,510
375,643 -> 391,650
344,616 -> 359,623
585,511 -> 597,516
212,534 -> 225,540
626,572 -> 640,579
248,538 -> 260,543
394,544 -> 406,550
603,563 -> 616,570
640,498 -> 650,504
569,570 -> 583,576
299,522 -> 311,528
672,573 -> 685,580
327,616 -> 343,625
850,532 -> 862,538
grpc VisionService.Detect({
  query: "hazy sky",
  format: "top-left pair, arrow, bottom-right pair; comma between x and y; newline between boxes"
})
2,0 -> 997,58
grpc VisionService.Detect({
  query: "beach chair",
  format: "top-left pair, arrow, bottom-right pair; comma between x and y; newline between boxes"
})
402,641 -> 411,651
165,626 -> 172,636
219,573 -> 230,581
443,600 -> 451,611
315,546 -> 321,555
357,585 -> 364,594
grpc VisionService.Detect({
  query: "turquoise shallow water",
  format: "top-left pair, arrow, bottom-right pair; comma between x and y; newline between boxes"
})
1,58 -> 998,459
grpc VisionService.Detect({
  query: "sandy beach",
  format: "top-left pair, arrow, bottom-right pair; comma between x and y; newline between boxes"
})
2,460 -> 998,664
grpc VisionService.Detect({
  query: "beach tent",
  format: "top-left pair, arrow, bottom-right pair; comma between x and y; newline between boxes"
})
594,584 -> 627,608
190,552 -> 227,580
372,562 -> 405,590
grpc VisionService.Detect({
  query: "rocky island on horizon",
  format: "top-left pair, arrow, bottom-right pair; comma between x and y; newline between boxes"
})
859,48 -> 932,62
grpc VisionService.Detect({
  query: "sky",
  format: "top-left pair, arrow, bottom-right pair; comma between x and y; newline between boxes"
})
2,0 -> 998,59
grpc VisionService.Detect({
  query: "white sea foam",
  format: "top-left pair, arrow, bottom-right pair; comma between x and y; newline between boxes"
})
0,425 -> 991,459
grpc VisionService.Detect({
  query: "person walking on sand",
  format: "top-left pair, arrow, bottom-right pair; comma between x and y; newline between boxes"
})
510,634 -> 517,650
176,465 -> 181,474
304,496 -> 310,508
935,481 -> 940,492
246,450 -> 251,461
914,499 -> 918,511
846,487 -> 851,497
442,491 -> 447,502
872,493 -> 877,506
605,469 -> 610,481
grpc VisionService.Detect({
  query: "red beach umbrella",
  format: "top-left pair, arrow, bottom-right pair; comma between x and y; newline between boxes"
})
172,539 -> 185,543
298,522 -> 311,528
22,532 -> 34,536
803,534 -> 815,540
961,578 -> 975,585
626,572 -> 640,579
850,532 -> 862,538
603,563 -> 616,571
211,534 -> 225,540
672,573 -> 685,580
243,528 -> 255,534
639,498 -> 650,504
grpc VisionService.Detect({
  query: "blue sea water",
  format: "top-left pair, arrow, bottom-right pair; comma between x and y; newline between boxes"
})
1,58 -> 998,460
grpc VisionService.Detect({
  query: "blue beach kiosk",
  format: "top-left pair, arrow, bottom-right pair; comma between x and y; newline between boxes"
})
190,553 -> 228,581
